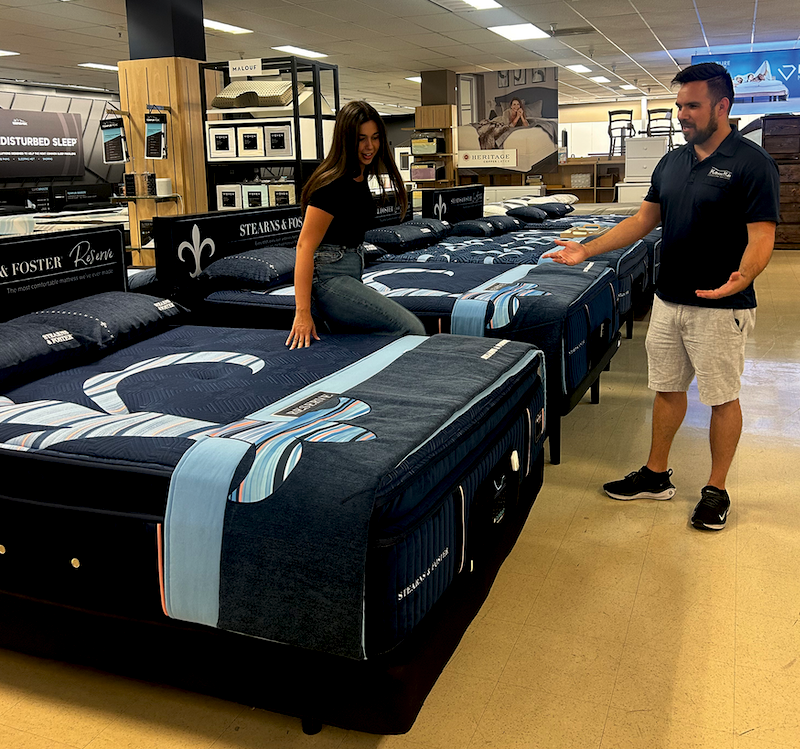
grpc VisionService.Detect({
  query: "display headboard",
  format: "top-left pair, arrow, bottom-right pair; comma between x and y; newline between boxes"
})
153,205 -> 303,295
420,185 -> 484,223
0,225 -> 127,322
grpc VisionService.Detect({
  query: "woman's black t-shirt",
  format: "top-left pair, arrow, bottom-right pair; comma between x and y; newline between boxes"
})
308,175 -> 376,248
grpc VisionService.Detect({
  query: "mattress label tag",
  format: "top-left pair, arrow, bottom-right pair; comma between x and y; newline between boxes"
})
275,391 -> 339,418
481,339 -> 509,360
42,330 -> 74,345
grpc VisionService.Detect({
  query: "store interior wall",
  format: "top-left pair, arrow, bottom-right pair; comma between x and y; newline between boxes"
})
0,85 -> 124,188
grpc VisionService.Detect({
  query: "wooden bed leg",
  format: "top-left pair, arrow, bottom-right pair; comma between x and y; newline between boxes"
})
549,418 -> 561,465
302,716 -> 322,735
591,377 -> 601,405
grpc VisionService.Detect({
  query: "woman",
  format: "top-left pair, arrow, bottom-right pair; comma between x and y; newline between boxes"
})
286,101 -> 425,349
505,98 -> 529,128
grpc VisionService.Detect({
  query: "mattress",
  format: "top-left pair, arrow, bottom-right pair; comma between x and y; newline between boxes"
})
0,314 -> 546,660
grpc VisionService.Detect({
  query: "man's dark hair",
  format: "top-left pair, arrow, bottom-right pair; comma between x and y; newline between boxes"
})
672,62 -> 735,112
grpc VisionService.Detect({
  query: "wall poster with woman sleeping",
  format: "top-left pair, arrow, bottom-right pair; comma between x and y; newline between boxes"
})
458,66 -> 559,174
692,49 -> 800,115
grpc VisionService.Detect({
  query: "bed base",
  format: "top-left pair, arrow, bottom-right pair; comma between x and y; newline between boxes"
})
0,454 -> 544,736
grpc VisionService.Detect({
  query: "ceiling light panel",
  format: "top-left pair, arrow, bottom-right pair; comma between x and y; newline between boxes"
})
589,76 -> 611,83
78,62 -> 119,71
272,46 -> 328,58
0,50 -> 20,57
488,23 -> 550,41
203,19 -> 253,34
566,64 -> 592,73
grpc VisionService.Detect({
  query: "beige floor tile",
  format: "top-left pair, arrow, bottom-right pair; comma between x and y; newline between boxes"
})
735,611 -> 800,675
636,551 -> 737,609
0,723 -> 80,749
447,616 -> 524,682
478,567 -> 547,625
736,566 -> 800,619
468,683 -> 607,749
734,734 -> 798,749
734,667 -> 800,746
625,594 -> 736,665
545,537 -> 646,594
599,707 -> 734,749
500,623 -> 624,706
646,507 -> 738,565
495,531 -> 562,579
736,522 -> 800,575
563,495 -> 657,554
524,576 -> 637,643
611,644 -> 735,732
208,708 -> 349,749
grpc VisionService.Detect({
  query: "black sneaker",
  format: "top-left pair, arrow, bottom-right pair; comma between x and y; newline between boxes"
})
603,466 -> 676,501
691,486 -> 730,530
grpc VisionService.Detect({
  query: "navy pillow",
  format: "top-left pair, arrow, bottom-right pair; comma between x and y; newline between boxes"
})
201,246 -> 296,289
405,218 -> 453,239
1,292 -> 185,389
450,219 -> 496,237
364,224 -> 439,253
506,205 -> 549,223
535,202 -> 575,218
483,215 -> 524,233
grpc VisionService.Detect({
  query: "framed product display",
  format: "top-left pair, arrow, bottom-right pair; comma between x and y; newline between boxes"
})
268,182 -> 296,206
237,126 -> 265,158
216,183 -> 242,211
242,184 -> 270,209
264,122 -> 294,159
208,127 -> 237,159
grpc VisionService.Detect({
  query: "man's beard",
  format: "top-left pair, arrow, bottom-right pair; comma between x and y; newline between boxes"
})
682,107 -> 718,145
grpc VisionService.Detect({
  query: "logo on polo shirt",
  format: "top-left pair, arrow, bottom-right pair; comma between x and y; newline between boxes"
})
708,167 -> 732,180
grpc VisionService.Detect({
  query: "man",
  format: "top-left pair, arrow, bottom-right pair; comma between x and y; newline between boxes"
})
545,62 -> 780,531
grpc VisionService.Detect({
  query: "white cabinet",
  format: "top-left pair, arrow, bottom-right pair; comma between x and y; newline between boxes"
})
625,137 -> 669,180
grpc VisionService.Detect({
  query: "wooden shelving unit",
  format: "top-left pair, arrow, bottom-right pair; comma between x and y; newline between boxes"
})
412,105 -> 458,188
543,156 -> 625,203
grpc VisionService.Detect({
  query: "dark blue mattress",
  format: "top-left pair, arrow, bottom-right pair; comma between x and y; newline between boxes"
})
0,325 -> 545,659
204,261 -> 617,404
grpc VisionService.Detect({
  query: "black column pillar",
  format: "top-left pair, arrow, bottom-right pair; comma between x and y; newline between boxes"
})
125,0 -> 206,61
421,70 -> 458,106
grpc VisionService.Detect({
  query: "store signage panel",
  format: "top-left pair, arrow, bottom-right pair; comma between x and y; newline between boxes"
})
0,226 -> 126,321
0,110 -> 84,179
229,58 -> 262,78
421,185 -> 485,223
153,205 -> 303,291
459,150 -> 518,168
691,50 -> 800,105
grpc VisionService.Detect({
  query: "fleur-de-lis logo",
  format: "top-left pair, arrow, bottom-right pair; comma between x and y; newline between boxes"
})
177,224 -> 216,278
434,196 -> 447,220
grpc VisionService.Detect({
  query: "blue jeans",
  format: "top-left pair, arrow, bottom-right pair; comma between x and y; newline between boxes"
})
312,244 -> 426,335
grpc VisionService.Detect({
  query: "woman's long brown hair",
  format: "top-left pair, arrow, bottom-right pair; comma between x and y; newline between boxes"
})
300,100 -> 408,219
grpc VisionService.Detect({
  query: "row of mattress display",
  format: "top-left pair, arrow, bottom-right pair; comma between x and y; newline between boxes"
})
0,222 -> 548,734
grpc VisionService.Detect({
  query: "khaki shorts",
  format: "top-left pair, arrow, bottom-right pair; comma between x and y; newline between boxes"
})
645,296 -> 755,406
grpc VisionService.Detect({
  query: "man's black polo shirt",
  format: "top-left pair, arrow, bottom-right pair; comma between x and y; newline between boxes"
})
645,130 -> 780,309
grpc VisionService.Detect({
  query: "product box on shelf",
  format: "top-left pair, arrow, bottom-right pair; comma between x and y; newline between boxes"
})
216,184 -> 243,211
264,123 -> 294,158
237,127 -> 266,158
410,160 -> 446,182
208,127 -> 237,159
242,184 -> 270,209
411,132 -> 446,155
268,182 -> 296,206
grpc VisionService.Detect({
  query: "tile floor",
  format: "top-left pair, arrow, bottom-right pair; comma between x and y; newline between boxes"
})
1,252 -> 799,748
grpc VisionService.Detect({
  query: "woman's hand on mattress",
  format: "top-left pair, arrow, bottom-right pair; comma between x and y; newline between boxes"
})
543,240 -> 589,266
286,310 -> 320,349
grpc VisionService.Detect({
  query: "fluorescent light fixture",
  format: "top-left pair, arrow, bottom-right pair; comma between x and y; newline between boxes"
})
406,76 -> 422,83
272,45 -> 327,58
78,62 -> 119,71
619,84 -> 637,90
590,76 -> 611,83
203,19 -> 253,34
463,0 -> 502,8
0,50 -> 20,57
488,23 -> 549,41
566,64 -> 591,73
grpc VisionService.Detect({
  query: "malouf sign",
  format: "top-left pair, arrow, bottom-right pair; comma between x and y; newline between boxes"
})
0,110 -> 84,178
459,149 -> 518,168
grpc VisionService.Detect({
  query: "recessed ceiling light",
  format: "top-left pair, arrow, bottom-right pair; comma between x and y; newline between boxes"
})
619,84 -> 637,90
566,64 -> 592,73
463,0 -> 502,8
0,50 -> 20,57
406,76 -> 422,83
78,62 -> 119,71
203,19 -> 253,34
272,45 -> 327,58
590,76 -> 611,83
488,23 -> 550,41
